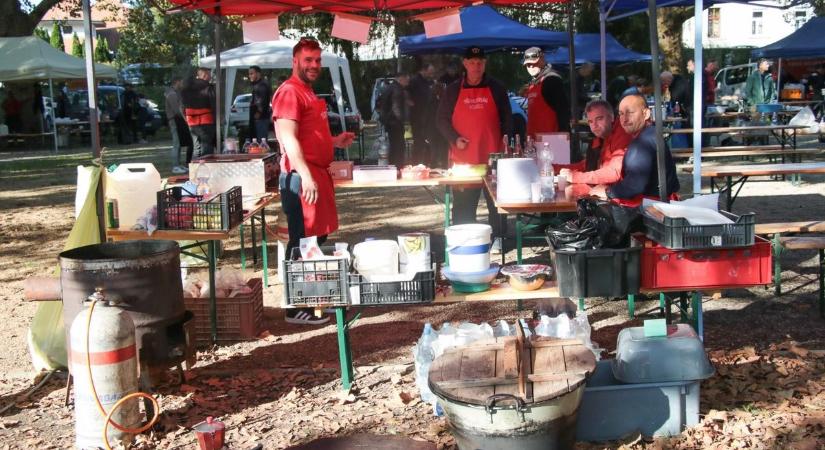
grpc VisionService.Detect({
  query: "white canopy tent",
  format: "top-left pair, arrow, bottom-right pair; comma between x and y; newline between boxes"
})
200,39 -> 359,134
0,36 -> 118,152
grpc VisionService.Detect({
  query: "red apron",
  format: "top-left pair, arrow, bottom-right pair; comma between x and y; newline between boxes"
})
526,78 -> 559,137
449,85 -> 501,165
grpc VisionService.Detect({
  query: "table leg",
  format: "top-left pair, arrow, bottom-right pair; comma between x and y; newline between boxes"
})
239,224 -> 246,271
499,213 -> 506,265
659,293 -> 666,313
627,294 -> 635,319
726,176 -> 733,211
774,233 -> 783,296
679,292 -> 688,322
260,209 -> 269,288
335,307 -> 354,391
444,186 -> 452,264
819,250 -> 824,319
251,218 -> 258,266
516,214 -> 524,264
665,294 -> 673,324
692,292 -> 703,341
208,240 -> 218,343
710,177 -> 715,194
578,298 -> 585,312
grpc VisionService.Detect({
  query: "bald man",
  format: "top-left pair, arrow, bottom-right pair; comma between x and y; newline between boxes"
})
596,94 -> 679,207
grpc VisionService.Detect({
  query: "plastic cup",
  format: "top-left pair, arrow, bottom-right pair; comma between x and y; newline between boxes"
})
557,175 -> 568,191
531,182 -> 542,203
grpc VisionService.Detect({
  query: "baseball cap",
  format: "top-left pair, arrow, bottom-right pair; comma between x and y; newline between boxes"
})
464,46 -> 485,59
523,47 -> 543,65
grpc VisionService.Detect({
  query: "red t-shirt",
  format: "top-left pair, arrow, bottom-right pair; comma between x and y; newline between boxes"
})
271,76 -> 334,173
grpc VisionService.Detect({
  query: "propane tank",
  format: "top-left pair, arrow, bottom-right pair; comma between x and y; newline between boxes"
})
70,289 -> 140,449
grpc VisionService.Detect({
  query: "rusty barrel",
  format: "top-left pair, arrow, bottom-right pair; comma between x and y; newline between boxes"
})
60,240 -> 188,370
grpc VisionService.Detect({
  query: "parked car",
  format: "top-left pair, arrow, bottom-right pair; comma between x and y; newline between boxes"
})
715,63 -> 756,107
229,94 -> 252,127
318,93 -> 362,134
67,86 -> 163,136
119,63 -> 164,86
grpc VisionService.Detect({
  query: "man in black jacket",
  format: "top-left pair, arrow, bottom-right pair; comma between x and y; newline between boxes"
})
407,63 -> 436,166
181,68 -> 216,158
382,73 -> 410,167
248,65 -> 272,142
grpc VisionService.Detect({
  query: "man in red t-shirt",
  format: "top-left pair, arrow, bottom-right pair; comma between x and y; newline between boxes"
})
272,38 -> 355,325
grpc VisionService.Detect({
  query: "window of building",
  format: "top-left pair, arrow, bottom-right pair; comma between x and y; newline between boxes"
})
708,8 -> 721,38
61,25 -> 73,34
794,10 -> 807,29
752,11 -> 763,35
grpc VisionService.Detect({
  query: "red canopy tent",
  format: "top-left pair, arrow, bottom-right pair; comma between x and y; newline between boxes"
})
168,0 -> 568,15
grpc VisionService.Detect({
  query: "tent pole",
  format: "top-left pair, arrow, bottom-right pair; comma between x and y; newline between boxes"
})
692,0 -> 703,195
647,0 -> 668,202
599,6 -> 608,100
81,0 -> 104,241
215,10 -> 223,154
567,0 -> 578,153
777,58 -> 782,100
48,78 -> 57,154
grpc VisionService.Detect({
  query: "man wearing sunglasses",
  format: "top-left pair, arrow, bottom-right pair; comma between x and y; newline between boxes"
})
522,47 -> 570,136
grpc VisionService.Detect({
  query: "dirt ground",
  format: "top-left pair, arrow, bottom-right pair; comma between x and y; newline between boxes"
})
1,131 -> 825,449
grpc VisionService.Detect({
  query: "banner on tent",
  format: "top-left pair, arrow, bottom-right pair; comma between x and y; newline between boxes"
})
242,14 -> 280,43
415,8 -> 462,38
332,13 -> 372,44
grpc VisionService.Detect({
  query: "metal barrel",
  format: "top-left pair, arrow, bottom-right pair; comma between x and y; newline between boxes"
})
60,240 -> 187,369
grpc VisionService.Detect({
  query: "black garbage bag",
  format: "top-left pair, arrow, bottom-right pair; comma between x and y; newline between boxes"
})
576,197 -> 643,248
546,215 -> 608,250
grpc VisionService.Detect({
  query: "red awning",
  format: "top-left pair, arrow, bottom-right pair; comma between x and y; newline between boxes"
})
168,0 -> 568,16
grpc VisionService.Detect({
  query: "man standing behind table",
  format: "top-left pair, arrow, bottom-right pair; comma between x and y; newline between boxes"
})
248,65 -> 272,142
181,68 -> 217,158
382,72 -> 410,167
557,99 -> 633,186
272,38 -> 355,325
437,46 -> 512,253
408,63 -> 436,166
744,58 -> 777,109
166,77 -> 193,174
591,94 -> 679,208
522,47 -> 570,136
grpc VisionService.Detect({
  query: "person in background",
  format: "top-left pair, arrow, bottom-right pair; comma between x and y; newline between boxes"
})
166,76 -> 193,174
607,75 -> 628,109
407,62 -> 436,166
575,62 -> 595,116
121,84 -> 144,144
670,60 -> 694,119
701,59 -> 718,145
32,83 -> 44,132
383,72 -> 410,167
622,77 -> 652,98
522,46 -> 570,137
181,67 -> 217,158
590,94 -> 679,207
2,91 -> 22,133
744,58 -> 777,108
439,61 -> 461,86
272,38 -> 355,325
659,71 -> 674,104
55,83 -> 70,119
557,99 -> 633,186
437,46 -> 512,254
811,63 -> 825,101
248,65 -> 273,142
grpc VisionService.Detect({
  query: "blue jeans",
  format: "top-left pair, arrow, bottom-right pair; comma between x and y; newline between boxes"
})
252,118 -> 270,142
279,171 -> 327,257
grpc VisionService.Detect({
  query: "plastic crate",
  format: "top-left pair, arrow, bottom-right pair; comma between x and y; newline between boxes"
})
157,186 -> 243,231
576,360 -> 702,441
644,210 -> 755,250
183,278 -> 263,344
348,270 -> 436,306
549,238 -> 641,298
284,247 -> 349,307
639,235 -> 772,291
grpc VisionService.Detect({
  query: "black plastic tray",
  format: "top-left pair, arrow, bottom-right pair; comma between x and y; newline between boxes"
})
644,210 -> 755,250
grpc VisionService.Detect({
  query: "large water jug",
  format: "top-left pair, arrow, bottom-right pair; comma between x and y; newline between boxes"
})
105,163 -> 161,228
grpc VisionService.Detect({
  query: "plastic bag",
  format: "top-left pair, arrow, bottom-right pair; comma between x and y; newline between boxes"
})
576,197 -> 642,248
546,216 -> 606,250
788,106 -> 819,134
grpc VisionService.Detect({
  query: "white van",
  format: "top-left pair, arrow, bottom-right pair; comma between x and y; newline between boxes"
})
715,63 -> 756,106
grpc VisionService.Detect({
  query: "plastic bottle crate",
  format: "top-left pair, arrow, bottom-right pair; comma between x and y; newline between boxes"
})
157,186 -> 243,231
348,269 -> 436,306
284,247 -> 350,307
183,278 -> 263,345
549,237 -> 641,298
644,210 -> 755,250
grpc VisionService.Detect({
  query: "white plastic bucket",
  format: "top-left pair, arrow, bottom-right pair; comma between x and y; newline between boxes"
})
445,224 -> 492,273
353,240 -> 399,277
105,163 -> 161,228
398,233 -> 431,274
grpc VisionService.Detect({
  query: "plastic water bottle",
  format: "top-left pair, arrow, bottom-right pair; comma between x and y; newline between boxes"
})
414,323 -> 438,404
194,162 -> 211,197
493,320 -> 512,337
538,142 -> 554,200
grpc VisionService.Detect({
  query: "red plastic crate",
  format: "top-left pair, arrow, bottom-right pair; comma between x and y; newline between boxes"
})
184,278 -> 263,345
640,236 -> 772,291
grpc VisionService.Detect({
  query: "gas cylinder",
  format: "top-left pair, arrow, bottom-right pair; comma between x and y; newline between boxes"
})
70,289 -> 140,449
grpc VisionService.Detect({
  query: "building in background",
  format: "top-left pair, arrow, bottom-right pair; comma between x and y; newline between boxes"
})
37,0 -> 126,55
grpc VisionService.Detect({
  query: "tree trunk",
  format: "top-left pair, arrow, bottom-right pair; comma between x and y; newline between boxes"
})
0,0 -> 66,37
657,7 -> 694,73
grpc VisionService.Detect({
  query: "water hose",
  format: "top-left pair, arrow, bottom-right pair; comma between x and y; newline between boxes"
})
85,300 -> 160,450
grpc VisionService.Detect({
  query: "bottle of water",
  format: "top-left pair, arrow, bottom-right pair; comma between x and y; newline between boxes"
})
414,323 -> 438,404
242,139 -> 251,154
194,162 -> 211,197
538,142 -> 554,200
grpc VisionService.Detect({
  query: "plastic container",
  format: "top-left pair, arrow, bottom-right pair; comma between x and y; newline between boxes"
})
284,247 -> 349,307
329,160 -> 354,180
349,269 -> 435,305
441,265 -> 499,284
550,239 -> 642,298
496,158 -> 538,202
352,240 -> 399,277
157,186 -> 243,231
639,235 -> 772,291
190,153 -> 279,195
398,233 -> 431,274
193,417 -> 225,450
352,165 -> 397,183
613,324 -> 714,383
183,278 -> 263,344
644,210 -> 755,250
756,103 -> 783,114
445,224 -> 492,273
105,163 -> 161,228
576,360 -> 703,441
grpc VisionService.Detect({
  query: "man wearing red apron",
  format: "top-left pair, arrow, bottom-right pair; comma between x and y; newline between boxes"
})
272,38 -> 355,325
522,47 -> 570,136
436,46 -> 512,253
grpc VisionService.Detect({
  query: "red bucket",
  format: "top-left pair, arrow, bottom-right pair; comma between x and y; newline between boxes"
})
193,417 -> 225,450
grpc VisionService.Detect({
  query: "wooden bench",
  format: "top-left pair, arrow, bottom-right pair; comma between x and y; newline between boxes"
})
672,147 -> 821,159
778,236 -> 825,318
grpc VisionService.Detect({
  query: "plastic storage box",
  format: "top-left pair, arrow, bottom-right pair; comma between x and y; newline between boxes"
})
644,210 -> 755,250
640,235 -> 772,291
157,186 -> 243,231
284,247 -> 350,307
550,239 -> 641,298
348,270 -> 436,305
329,161 -> 354,180
190,153 -> 279,195
613,324 -> 714,383
352,165 -> 397,183
183,278 -> 263,344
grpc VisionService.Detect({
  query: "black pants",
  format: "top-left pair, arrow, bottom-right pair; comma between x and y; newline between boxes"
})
451,187 -> 506,238
410,120 -> 430,166
279,171 -> 328,257
190,124 -> 215,159
385,121 -> 406,167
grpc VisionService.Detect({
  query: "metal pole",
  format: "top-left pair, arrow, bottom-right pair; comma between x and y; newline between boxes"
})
81,0 -> 105,241
647,0 -> 668,202
599,6 -> 608,100
48,79 -> 57,154
777,58 -> 782,101
215,11 -> 223,154
567,0 -> 578,152
692,0 -> 703,195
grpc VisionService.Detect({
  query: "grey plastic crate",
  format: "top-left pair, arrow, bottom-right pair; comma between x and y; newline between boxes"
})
284,247 -> 349,307
576,360 -> 701,442
550,240 -> 641,298
644,210 -> 755,250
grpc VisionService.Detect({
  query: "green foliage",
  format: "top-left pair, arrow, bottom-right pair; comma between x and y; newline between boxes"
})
94,36 -> 110,62
33,26 -> 49,43
116,0 -> 202,67
71,32 -> 83,57
49,21 -> 64,51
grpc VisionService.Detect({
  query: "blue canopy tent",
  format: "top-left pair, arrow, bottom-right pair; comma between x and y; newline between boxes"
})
398,5 -> 568,55
544,33 -> 651,65
752,16 -> 825,59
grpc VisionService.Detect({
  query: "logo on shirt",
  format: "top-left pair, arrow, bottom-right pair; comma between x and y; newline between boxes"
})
462,96 -> 489,110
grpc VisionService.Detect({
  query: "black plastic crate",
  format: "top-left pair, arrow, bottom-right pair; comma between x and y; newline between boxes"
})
157,186 -> 243,231
348,269 -> 436,306
549,238 -> 641,298
284,247 -> 349,307
644,210 -> 755,250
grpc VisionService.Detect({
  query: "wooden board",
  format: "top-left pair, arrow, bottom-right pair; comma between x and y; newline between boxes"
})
756,221 -> 825,235
780,236 -> 825,250
434,281 -> 560,303
483,176 -> 579,214
671,148 -> 820,159
683,162 -> 825,178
